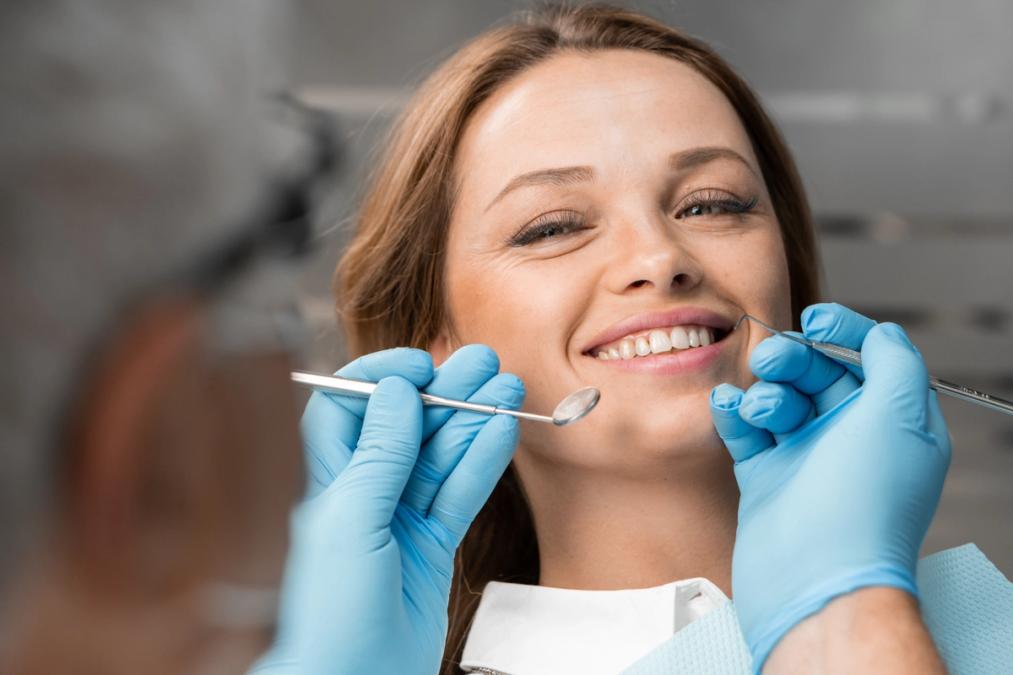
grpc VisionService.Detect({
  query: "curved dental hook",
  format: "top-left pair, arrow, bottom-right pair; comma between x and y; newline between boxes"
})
734,314 -> 814,349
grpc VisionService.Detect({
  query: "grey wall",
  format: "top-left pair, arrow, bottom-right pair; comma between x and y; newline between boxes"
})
289,1 -> 1013,573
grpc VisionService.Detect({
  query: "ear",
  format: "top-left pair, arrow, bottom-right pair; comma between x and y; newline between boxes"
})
63,296 -> 211,596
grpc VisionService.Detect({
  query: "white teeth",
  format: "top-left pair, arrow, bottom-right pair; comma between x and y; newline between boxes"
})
648,329 -> 672,354
595,325 -> 718,361
670,326 -> 690,350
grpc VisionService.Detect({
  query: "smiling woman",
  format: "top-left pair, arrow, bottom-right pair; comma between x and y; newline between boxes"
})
335,4 -> 819,673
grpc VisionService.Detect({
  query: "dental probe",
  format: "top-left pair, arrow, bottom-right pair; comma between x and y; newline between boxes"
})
735,315 -> 1013,417
290,371 -> 601,426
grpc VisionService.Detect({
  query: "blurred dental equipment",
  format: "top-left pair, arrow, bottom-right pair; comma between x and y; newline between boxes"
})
736,314 -> 1013,417
291,370 -> 600,426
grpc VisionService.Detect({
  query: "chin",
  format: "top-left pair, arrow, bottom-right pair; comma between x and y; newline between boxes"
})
581,392 -> 725,465
638,411 -> 721,457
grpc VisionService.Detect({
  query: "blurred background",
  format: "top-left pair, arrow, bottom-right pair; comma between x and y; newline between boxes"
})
287,1 -> 1013,571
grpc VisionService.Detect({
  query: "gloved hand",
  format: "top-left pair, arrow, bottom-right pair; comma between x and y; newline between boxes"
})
709,303 -> 951,670
251,344 -> 524,675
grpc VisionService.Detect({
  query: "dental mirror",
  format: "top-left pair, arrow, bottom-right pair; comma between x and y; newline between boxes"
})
548,386 -> 601,426
291,371 -> 601,426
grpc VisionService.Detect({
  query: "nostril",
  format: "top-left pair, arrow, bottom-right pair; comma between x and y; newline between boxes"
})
630,279 -> 649,288
672,272 -> 690,287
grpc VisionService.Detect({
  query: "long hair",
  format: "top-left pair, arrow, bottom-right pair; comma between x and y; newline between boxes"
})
334,5 -> 820,672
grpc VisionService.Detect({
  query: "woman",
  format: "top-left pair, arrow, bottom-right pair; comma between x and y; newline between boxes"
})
258,5 -> 950,674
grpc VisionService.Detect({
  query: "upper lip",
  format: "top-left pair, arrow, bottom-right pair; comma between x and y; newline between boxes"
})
580,306 -> 736,354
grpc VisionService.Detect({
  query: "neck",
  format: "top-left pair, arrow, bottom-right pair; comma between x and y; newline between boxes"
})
514,449 -> 738,596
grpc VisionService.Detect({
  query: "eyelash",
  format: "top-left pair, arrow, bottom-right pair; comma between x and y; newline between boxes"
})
676,191 -> 759,220
507,211 -> 588,247
506,191 -> 759,247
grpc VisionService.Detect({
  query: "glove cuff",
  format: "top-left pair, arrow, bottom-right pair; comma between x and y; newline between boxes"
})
746,566 -> 918,673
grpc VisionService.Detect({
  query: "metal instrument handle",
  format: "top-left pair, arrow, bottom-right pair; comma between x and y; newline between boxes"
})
809,343 -> 1013,417
737,316 -> 1013,418
929,377 -> 1013,416
289,370 -> 557,424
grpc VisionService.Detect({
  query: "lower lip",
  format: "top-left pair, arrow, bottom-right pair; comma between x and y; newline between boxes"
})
585,337 -> 727,375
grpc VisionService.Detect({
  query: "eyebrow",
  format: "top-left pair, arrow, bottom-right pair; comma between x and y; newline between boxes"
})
670,146 -> 758,177
485,165 -> 594,212
484,146 -> 758,212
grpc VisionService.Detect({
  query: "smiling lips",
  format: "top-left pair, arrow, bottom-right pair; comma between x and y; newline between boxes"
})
593,325 -> 717,360
581,306 -> 734,373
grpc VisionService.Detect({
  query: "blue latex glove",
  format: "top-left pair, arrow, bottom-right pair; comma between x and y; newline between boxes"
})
252,344 -> 525,675
710,303 -> 951,670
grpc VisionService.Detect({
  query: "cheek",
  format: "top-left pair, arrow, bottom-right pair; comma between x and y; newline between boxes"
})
752,234 -> 793,326
444,251 -> 595,404
693,229 -> 792,391
706,231 -> 791,320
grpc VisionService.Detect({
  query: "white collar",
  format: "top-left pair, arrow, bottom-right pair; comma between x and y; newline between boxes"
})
460,576 -> 728,675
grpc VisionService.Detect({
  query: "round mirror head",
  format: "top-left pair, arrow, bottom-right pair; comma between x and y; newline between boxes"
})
551,387 -> 600,426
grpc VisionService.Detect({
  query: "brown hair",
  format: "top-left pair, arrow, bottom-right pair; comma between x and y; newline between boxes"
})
335,4 -> 820,672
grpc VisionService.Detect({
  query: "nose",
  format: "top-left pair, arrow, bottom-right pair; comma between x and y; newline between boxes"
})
602,214 -> 703,296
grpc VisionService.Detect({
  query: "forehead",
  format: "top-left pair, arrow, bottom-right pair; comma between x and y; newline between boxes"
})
454,50 -> 757,205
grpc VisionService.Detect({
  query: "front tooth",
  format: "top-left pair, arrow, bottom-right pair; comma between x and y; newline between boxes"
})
620,339 -> 636,360
635,336 -> 651,356
608,347 -> 621,360
648,329 -> 672,354
699,328 -> 713,346
688,328 -> 701,348
670,326 -> 690,349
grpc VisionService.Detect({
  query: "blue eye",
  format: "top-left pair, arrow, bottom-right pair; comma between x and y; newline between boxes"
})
507,212 -> 588,247
676,193 -> 758,219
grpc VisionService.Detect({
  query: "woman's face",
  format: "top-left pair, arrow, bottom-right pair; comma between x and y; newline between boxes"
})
441,50 -> 792,470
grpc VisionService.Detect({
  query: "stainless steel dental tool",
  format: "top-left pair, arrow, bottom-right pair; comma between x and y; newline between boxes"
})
735,314 -> 1013,417
290,371 -> 601,426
